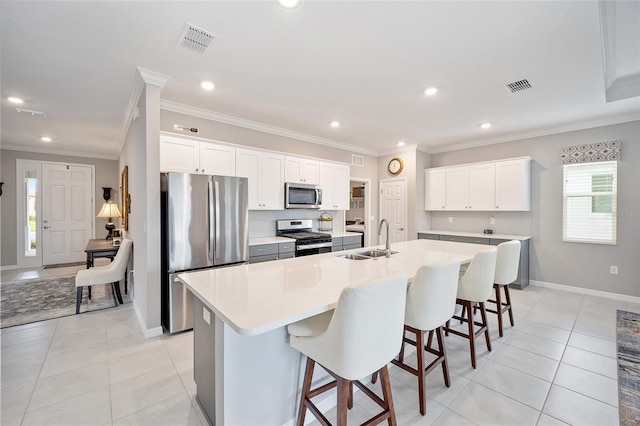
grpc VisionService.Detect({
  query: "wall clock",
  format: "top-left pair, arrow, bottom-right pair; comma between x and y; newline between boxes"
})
388,157 -> 404,175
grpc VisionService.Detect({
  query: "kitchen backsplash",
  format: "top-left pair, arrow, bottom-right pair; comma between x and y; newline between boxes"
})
430,211 -> 531,236
249,209 -> 346,238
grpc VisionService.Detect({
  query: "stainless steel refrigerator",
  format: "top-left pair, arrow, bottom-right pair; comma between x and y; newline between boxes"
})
161,172 -> 249,333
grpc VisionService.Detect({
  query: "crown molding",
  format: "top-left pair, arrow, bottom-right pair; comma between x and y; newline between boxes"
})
160,100 -> 379,157
1,143 -> 118,160
425,113 -> 640,154
116,68 -> 171,157
137,67 -> 170,88
375,144 -> 420,157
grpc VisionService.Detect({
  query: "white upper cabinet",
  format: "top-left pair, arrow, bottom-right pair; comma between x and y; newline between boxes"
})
160,135 -> 235,176
495,158 -> 530,210
284,157 -> 320,184
236,148 -> 284,210
160,136 -> 199,173
424,168 -> 446,210
319,162 -> 350,210
199,143 -> 236,176
467,163 -> 496,210
425,157 -> 530,211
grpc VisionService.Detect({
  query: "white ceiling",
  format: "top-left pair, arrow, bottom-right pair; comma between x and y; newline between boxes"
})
1,1 -> 639,159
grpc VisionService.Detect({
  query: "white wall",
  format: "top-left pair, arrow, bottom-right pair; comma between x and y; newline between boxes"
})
430,121 -> 640,297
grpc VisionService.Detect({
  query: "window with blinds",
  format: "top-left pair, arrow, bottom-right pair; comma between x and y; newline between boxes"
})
563,161 -> 617,244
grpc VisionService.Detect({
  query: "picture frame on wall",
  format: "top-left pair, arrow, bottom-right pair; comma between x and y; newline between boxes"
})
121,165 -> 130,230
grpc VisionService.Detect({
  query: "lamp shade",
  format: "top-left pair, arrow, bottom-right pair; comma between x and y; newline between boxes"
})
97,201 -> 122,218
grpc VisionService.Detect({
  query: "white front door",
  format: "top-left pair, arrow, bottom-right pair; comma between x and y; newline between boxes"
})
379,179 -> 407,244
42,163 -> 93,265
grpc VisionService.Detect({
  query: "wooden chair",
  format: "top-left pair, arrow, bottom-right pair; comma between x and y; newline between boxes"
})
288,273 -> 408,426
75,239 -> 132,314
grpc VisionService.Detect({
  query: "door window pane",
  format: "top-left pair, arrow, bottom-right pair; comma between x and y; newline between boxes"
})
25,170 -> 37,257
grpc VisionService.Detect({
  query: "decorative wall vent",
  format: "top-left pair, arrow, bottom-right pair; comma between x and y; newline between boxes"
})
177,23 -> 216,54
351,154 -> 364,167
505,79 -> 533,93
16,108 -> 47,117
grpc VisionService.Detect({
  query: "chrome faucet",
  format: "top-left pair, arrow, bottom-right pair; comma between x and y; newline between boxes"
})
378,219 -> 391,257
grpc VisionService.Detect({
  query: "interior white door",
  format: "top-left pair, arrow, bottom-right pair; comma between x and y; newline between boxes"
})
379,179 -> 407,244
42,164 -> 93,265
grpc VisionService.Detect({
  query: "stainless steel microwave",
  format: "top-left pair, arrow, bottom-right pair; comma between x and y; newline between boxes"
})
285,182 -> 322,209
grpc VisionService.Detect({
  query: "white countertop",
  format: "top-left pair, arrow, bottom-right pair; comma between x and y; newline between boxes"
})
345,224 -> 365,232
326,230 -> 363,238
417,230 -> 531,240
248,236 -> 292,246
178,239 -> 493,336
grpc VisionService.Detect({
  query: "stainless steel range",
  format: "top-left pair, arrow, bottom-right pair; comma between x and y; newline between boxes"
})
276,219 -> 332,257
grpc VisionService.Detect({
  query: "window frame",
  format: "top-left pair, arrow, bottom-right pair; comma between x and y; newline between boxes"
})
562,161 -> 618,245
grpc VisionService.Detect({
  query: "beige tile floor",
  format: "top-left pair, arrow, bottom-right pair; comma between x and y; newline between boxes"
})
1,266 -> 629,425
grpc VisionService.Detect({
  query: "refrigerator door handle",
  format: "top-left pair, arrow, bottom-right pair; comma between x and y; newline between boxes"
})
208,180 -> 214,261
214,180 -> 221,260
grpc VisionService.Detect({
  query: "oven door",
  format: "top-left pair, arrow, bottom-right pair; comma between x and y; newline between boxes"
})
285,183 -> 322,209
295,241 -> 333,256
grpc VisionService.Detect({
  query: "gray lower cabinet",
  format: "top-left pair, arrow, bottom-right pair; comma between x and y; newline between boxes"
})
417,232 -> 529,289
278,242 -> 295,259
248,244 -> 278,263
332,235 -> 363,252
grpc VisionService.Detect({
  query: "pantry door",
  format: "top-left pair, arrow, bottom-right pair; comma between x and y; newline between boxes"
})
42,163 -> 94,265
379,178 -> 407,244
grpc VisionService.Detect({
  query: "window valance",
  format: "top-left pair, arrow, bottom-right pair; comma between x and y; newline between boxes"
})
561,140 -> 621,165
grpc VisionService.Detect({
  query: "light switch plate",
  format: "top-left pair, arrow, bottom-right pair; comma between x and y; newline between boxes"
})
448,217 -> 453,223
203,307 -> 211,325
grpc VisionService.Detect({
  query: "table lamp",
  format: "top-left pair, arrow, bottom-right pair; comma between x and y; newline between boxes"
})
97,187 -> 122,239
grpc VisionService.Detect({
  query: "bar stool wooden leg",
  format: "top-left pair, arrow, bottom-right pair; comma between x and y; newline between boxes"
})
337,377 -> 349,426
416,330 -> 426,415
378,365 -> 397,426
495,285 -> 504,337
464,301 -> 477,368
435,327 -> 451,387
297,357 -> 314,426
504,285 -> 515,326
479,302 -> 492,352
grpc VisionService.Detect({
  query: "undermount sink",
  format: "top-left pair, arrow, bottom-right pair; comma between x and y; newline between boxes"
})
337,254 -> 372,260
357,249 -> 398,258
336,249 -> 398,260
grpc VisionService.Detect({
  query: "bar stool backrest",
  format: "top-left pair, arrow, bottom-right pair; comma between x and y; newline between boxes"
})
457,248 -> 497,303
494,240 -> 521,285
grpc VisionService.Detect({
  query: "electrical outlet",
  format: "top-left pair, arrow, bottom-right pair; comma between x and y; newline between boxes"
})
448,217 -> 453,223
173,124 -> 184,131
489,216 -> 495,225
610,265 -> 618,275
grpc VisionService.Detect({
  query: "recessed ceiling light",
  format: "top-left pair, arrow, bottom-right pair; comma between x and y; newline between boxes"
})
480,123 -> 491,129
8,96 -> 24,104
397,141 -> 406,147
424,87 -> 438,96
201,81 -> 215,91
277,0 -> 301,8
41,136 -> 52,142
330,121 -> 340,128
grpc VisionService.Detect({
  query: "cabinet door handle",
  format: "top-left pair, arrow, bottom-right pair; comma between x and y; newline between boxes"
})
195,168 -> 199,172
201,169 -> 205,173
43,226 -> 50,229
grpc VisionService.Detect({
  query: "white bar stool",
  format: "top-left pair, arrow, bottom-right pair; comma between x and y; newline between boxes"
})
288,273 -> 408,426
487,240 -> 521,337
383,258 -> 461,415
445,248 -> 497,368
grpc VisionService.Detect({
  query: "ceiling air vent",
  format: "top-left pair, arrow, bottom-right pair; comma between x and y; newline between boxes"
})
177,23 -> 216,54
351,154 -> 364,167
505,79 -> 533,93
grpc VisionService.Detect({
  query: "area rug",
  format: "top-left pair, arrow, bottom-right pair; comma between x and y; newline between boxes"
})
617,309 -> 640,426
43,261 -> 86,269
0,274 -> 126,329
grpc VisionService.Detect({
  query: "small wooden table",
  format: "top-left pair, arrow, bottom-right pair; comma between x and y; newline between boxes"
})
84,238 -> 125,303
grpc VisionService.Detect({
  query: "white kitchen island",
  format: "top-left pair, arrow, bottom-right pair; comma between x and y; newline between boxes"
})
178,239 -> 494,425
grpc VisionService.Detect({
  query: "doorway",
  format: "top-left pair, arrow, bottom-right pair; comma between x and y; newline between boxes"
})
16,160 -> 95,268
379,178 -> 408,244
346,178 -> 371,247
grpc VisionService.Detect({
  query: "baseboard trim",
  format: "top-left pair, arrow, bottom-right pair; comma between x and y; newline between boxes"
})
132,299 -> 164,338
1,264 -> 19,271
530,280 -> 640,304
